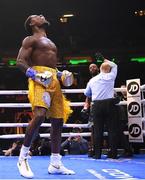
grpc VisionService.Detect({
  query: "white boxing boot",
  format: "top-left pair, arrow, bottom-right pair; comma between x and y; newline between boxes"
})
17,145 -> 34,178
48,154 -> 75,175
17,158 -> 34,178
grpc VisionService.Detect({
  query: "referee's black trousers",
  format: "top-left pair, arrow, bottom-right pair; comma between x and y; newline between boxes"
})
92,98 -> 118,157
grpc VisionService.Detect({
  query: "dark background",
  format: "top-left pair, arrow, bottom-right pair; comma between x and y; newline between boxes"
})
0,0 -> 145,151
0,0 -> 144,87
0,0 -> 144,50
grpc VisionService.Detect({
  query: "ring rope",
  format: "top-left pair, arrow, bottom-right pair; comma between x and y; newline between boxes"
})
0,85 -> 144,95
1,100 -> 145,108
0,132 -> 92,139
0,123 -> 89,128
0,85 -> 145,140
0,101 -> 128,108
0,88 -> 130,95
3,130 -> 145,139
1,116 -> 145,128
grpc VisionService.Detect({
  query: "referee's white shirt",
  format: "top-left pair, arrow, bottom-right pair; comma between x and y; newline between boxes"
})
84,61 -> 117,101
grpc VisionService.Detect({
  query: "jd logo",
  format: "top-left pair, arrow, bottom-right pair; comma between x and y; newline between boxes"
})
127,81 -> 139,95
128,102 -> 140,115
129,124 -> 141,137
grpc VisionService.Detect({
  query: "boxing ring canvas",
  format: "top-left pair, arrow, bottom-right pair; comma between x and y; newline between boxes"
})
0,81 -> 145,179
0,154 -> 145,179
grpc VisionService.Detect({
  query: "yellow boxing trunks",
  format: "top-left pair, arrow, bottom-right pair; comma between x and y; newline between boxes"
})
28,66 -> 72,123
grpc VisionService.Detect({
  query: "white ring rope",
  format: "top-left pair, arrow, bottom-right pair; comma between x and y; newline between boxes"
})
0,101 -> 127,108
0,123 -> 89,128
0,85 -> 144,108
1,116 -> 145,128
142,99 -> 145,104
1,100 -> 145,108
2,130 -> 145,139
0,85 -> 145,140
0,132 -> 92,139
0,85 -> 144,95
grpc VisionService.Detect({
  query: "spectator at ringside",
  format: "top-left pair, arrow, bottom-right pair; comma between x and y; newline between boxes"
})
16,110 -> 32,134
61,128 -> 88,155
4,141 -> 22,156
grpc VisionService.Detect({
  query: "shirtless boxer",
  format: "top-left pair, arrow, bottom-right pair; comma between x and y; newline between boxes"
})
16,14 -> 75,178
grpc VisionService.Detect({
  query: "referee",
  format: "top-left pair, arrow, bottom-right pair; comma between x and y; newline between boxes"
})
84,59 -> 118,159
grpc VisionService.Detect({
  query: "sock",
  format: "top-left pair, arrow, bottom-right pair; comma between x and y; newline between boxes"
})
50,153 -> 62,165
19,145 -> 30,161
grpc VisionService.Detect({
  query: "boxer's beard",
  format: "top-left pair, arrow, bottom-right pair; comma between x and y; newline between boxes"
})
91,71 -> 98,77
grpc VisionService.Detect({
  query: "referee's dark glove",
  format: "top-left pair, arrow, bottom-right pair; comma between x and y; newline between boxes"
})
80,108 -> 90,120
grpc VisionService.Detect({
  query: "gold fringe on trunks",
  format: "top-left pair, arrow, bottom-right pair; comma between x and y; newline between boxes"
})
62,95 -> 73,123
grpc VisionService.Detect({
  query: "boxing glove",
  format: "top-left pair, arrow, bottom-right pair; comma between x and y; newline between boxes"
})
61,70 -> 74,87
26,67 -> 37,80
56,70 -> 63,80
